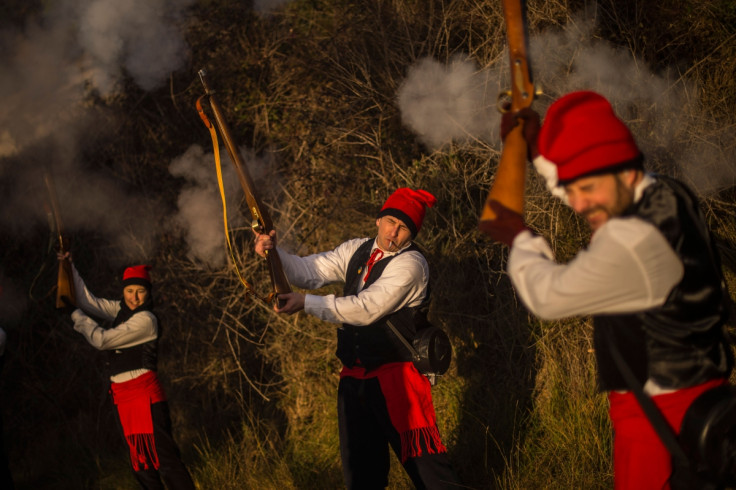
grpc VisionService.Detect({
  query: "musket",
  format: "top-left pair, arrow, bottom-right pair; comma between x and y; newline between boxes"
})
478,0 -> 536,224
196,69 -> 291,306
44,171 -> 76,308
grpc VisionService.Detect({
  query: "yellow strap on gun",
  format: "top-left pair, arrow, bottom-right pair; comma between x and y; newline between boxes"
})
479,0 -> 536,223
196,95 -> 262,302
196,70 -> 292,306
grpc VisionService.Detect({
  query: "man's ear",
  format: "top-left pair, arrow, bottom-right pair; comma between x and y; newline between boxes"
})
632,169 -> 645,186
376,218 -> 381,228
621,169 -> 640,187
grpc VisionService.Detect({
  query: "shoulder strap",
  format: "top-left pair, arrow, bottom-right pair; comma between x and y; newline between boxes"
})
608,339 -> 692,468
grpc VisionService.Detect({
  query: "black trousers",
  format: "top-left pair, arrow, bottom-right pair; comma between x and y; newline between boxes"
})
338,375 -> 461,489
114,400 -> 195,490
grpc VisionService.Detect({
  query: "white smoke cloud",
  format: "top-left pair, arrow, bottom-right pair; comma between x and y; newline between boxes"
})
78,0 -> 194,95
0,18 -> 87,153
396,55 -> 502,149
0,0 -> 196,263
397,14 -> 736,195
0,0 -> 294,278
677,125 -> 736,195
169,144 -> 247,268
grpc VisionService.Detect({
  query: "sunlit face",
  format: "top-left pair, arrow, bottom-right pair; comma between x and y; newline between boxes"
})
375,216 -> 413,252
564,171 -> 638,232
123,285 -> 149,310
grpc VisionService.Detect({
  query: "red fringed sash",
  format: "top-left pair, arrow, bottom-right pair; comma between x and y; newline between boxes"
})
341,362 -> 447,462
110,371 -> 166,471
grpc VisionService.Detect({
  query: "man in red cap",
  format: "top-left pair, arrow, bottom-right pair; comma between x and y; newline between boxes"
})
59,253 -> 195,489
484,91 -> 733,489
255,188 -> 461,489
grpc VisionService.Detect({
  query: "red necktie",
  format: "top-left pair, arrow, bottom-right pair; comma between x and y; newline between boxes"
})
363,249 -> 384,282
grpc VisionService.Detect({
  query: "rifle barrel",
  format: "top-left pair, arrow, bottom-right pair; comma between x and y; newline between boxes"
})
44,172 -> 65,248
197,70 -> 292,301
503,0 -> 535,111
43,171 -> 77,308
479,0 -> 534,222
198,70 -> 272,232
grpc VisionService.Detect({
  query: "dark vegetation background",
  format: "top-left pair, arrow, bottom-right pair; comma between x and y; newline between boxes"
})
0,0 -> 734,488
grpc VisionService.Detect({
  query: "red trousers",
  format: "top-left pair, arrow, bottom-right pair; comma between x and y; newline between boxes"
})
608,378 -> 727,490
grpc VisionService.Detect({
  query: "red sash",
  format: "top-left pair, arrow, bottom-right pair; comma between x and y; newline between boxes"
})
341,362 -> 447,462
608,378 -> 727,489
110,371 -> 166,471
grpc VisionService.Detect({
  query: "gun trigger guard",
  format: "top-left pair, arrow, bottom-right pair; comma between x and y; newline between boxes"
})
497,91 -> 512,113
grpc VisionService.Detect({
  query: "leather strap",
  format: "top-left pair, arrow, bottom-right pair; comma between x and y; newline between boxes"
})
197,95 -> 262,301
608,338 -> 691,468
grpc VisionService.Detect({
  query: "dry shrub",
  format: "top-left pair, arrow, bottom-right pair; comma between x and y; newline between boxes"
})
2,1 -> 735,489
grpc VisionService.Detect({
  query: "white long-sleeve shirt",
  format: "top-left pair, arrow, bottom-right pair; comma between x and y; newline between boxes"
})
71,266 -> 157,382
277,238 -> 429,326
508,175 -> 683,320
507,175 -> 686,395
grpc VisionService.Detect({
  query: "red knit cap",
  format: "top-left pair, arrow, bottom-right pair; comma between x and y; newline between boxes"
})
538,91 -> 642,184
122,265 -> 152,289
377,188 -> 437,237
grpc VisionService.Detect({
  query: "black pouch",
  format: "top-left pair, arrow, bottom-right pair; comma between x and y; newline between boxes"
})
679,385 -> 736,487
411,326 -> 452,375
385,318 -> 452,378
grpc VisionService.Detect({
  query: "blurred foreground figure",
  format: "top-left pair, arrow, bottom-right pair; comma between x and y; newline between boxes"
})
60,254 -> 195,490
484,91 -> 733,489
255,188 -> 461,489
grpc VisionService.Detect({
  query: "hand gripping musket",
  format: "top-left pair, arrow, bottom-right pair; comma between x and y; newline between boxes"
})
478,0 -> 536,225
44,172 -> 76,308
196,69 -> 291,306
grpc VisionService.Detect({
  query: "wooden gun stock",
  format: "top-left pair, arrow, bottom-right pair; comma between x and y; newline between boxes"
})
56,238 -> 76,309
479,0 -> 535,223
197,69 -> 292,304
44,172 -> 76,308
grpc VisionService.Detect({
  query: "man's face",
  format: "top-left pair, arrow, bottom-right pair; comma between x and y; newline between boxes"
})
123,285 -> 149,310
564,171 -> 638,232
375,216 -> 413,252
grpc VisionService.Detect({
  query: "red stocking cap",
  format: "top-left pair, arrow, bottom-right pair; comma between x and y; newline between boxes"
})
377,188 -> 437,237
122,265 -> 152,289
538,91 -> 642,184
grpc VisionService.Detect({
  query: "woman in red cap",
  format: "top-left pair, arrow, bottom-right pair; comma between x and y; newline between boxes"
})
255,188 -> 461,489
484,91 -> 733,489
59,253 -> 195,489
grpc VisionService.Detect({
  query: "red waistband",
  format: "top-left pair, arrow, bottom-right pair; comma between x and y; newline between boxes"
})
110,370 -> 166,405
340,361 -> 409,379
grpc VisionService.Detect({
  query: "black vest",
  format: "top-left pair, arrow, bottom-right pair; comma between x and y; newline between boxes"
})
593,176 -> 732,391
336,240 -> 430,371
107,303 -> 159,378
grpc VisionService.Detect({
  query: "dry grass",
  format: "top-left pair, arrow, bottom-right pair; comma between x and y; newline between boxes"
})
1,0 -> 734,489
